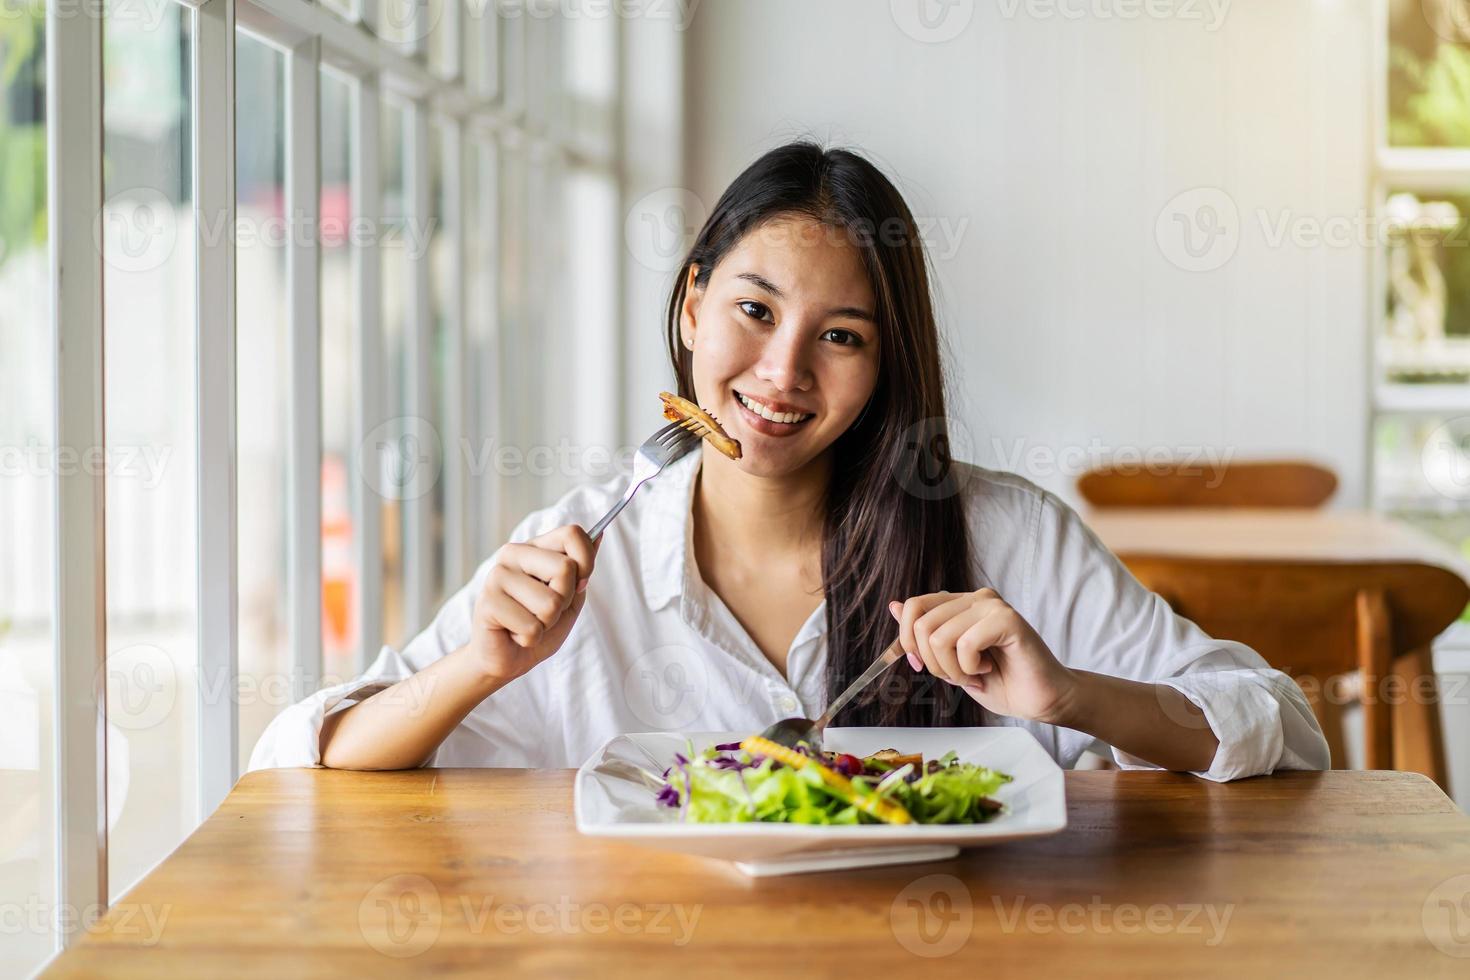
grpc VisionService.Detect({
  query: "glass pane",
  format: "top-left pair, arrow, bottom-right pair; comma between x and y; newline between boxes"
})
466,0 -> 499,99
235,33 -> 288,774
522,12 -> 556,126
467,140 -> 498,559
427,0 -> 460,79
1374,414 -> 1470,625
496,141 -> 528,536
321,69 -> 358,684
563,5 -> 615,154
0,6 -> 55,974
1379,189 -> 1470,384
374,0 -> 418,49
101,3 -> 197,899
1390,1 -> 1470,148
564,166 -> 618,453
380,98 -> 408,648
429,122 -> 450,605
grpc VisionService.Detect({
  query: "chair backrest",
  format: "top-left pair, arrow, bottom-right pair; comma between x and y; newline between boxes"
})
1122,554 -> 1467,785
1078,460 -> 1338,509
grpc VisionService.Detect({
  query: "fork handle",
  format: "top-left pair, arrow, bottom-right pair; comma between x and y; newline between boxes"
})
587,479 -> 642,543
814,638 -> 905,730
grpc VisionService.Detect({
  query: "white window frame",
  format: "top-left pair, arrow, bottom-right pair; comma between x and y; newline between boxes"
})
1368,0 -> 1470,504
43,0 -> 645,964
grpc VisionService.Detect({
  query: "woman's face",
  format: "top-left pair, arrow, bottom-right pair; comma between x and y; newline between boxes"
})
680,214 -> 881,477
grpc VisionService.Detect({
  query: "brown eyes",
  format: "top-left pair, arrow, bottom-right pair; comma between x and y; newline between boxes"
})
738,300 -> 773,322
737,302 -> 867,348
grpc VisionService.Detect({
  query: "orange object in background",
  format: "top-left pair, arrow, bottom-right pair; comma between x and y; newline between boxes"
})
321,456 -> 355,671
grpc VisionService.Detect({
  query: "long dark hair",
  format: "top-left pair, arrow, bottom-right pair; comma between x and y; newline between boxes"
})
665,141 -> 982,728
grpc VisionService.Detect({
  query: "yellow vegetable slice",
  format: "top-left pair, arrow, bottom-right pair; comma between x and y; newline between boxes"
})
659,391 -> 742,460
740,736 -> 913,825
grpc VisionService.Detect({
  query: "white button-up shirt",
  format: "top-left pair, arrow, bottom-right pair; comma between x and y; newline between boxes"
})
248,445 -> 1329,780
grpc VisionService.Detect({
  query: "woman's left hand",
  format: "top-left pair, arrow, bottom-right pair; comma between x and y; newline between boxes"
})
889,589 -> 1079,725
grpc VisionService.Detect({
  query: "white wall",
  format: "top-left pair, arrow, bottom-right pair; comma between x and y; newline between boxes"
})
683,0 -> 1373,508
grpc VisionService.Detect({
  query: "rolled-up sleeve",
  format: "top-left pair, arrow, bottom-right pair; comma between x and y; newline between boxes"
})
248,511 -> 541,772
1027,489 -> 1330,781
246,555 -> 494,771
246,644 -> 424,771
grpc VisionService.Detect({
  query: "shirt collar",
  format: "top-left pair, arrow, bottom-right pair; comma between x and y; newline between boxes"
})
637,443 -> 831,662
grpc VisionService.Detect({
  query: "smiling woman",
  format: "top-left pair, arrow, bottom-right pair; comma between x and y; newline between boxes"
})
251,141 -> 1327,786
662,144 -> 977,724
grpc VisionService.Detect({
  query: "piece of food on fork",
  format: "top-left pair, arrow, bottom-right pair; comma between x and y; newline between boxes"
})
659,391 -> 742,460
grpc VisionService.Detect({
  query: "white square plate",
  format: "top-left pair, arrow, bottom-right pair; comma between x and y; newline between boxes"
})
574,727 -> 1066,876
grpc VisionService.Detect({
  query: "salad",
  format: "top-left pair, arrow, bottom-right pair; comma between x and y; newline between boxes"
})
654,735 -> 1012,826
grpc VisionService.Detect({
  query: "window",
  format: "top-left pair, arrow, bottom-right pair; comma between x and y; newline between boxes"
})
429,120 -> 453,604
100,1 -> 197,899
1374,0 -> 1470,616
320,67 -> 358,685
20,0 -> 636,964
379,95 -> 409,649
235,32 -> 289,773
0,7 -> 54,976
467,139 -> 500,559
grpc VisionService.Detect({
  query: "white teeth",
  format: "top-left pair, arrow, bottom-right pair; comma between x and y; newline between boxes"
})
736,391 -> 812,425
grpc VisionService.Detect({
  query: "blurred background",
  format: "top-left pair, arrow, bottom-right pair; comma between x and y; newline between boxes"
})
7,0 -> 1470,971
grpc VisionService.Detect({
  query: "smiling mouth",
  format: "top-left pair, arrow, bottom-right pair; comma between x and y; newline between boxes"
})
734,390 -> 815,425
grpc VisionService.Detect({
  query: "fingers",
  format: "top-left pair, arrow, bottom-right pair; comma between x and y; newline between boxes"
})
525,524 -> 600,589
500,543 -> 579,605
890,595 -> 941,664
892,589 -> 1013,684
480,568 -> 553,646
888,601 -> 923,670
914,595 -> 979,683
483,523 -> 601,648
955,618 -> 1002,675
891,592 -> 965,682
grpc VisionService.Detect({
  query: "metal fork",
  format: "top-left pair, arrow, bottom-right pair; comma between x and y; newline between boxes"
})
586,419 -> 704,543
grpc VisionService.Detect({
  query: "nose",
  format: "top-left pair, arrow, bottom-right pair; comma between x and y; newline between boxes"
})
753,323 -> 814,393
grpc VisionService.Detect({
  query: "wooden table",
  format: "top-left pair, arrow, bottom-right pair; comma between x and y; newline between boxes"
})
1085,506 -> 1470,788
1084,507 -> 1470,576
45,768 -> 1470,978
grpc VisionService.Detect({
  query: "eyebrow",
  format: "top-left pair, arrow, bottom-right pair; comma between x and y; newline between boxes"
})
734,271 -> 876,322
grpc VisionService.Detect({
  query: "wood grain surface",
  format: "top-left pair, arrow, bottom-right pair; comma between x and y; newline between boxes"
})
1084,507 -> 1470,577
42,768 -> 1470,978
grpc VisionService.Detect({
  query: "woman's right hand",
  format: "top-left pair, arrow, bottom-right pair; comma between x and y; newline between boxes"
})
469,524 -> 599,683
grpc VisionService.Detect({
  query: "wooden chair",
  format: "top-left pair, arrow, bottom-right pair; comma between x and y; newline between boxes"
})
1121,555 -> 1466,791
1078,460 -> 1338,509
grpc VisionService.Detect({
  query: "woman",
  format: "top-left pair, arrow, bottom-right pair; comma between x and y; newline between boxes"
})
250,142 -> 1328,779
